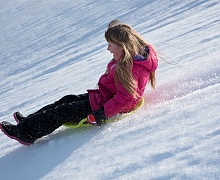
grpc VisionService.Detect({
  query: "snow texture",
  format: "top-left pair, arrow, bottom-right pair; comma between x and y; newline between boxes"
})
0,0 -> 219,179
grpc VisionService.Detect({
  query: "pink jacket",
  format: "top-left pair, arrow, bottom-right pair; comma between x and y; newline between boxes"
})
87,45 -> 158,118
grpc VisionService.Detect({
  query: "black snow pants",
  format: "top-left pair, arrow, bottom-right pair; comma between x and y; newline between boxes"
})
17,93 -> 92,142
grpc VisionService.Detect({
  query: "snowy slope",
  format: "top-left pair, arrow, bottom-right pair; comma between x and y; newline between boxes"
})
0,0 -> 219,179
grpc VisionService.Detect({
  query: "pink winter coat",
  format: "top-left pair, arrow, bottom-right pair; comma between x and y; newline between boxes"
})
87,45 -> 158,118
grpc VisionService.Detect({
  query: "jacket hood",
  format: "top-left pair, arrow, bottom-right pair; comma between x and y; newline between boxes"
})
133,46 -> 150,61
133,45 -> 158,72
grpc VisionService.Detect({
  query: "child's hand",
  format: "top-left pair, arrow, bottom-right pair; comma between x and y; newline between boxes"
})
87,107 -> 106,126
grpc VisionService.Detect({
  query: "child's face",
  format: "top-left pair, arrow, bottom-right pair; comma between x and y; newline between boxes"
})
107,42 -> 124,60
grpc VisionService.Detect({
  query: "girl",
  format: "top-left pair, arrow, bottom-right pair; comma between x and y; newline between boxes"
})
0,20 -> 158,145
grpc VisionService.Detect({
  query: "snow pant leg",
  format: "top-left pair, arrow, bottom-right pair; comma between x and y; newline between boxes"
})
17,100 -> 92,140
29,93 -> 89,117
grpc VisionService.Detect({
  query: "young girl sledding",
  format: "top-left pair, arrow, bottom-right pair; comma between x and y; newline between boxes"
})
0,20 -> 158,145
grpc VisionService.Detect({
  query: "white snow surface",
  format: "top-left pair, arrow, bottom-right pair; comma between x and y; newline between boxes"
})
0,0 -> 219,179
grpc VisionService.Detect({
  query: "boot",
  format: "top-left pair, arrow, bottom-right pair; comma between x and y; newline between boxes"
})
13,112 -> 25,123
0,121 -> 36,146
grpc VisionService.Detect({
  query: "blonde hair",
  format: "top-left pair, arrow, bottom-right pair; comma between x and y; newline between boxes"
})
105,20 -> 156,97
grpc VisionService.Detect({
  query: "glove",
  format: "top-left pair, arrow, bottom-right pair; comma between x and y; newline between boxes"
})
87,107 -> 106,126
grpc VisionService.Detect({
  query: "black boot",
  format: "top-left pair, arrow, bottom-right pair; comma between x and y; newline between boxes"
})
13,112 -> 25,123
0,121 -> 37,146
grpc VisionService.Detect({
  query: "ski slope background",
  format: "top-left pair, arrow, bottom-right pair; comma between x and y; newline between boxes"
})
0,0 -> 219,179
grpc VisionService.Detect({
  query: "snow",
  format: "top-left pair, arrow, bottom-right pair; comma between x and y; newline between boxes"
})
0,0 -> 219,179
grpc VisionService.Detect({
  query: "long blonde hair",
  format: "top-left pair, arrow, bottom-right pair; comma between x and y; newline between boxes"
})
105,20 -> 156,97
